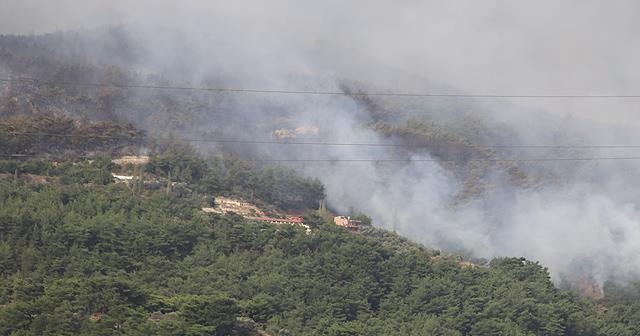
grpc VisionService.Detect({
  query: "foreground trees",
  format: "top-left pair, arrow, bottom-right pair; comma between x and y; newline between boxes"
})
1,175 -> 638,335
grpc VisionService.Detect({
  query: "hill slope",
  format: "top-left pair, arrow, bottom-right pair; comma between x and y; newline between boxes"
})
0,154 -> 638,335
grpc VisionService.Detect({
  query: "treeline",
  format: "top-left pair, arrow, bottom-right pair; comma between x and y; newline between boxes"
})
0,137 -> 325,211
0,112 -> 324,210
146,141 -> 326,210
0,157 -> 115,185
1,179 -> 639,335
0,115 -> 144,155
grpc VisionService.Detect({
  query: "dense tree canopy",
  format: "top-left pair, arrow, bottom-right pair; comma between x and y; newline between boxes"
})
0,167 -> 639,335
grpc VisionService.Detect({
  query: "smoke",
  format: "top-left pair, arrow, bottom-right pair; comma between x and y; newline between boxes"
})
4,0 -> 640,285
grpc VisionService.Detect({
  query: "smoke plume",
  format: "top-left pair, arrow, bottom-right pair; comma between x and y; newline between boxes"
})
3,0 -> 640,286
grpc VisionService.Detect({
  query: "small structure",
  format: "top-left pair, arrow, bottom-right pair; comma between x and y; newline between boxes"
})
255,216 -> 304,225
334,216 -> 362,233
272,126 -> 319,139
112,174 -> 134,182
112,155 -> 150,166
459,261 -> 477,269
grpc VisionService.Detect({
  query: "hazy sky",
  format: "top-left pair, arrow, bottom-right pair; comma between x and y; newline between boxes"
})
3,0 -> 640,126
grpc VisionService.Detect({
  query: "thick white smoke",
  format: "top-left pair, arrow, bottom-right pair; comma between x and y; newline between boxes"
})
3,0 -> 640,285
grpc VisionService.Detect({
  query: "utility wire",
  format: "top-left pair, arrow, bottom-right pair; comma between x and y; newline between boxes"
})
3,77 -> 640,99
245,157 -> 640,163
2,153 -> 640,163
6,131 -> 640,150
5,79 -> 640,160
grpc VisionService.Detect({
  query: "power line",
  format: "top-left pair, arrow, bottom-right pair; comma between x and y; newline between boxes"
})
7,131 -> 640,150
2,153 -> 640,163
3,77 -> 640,99
244,157 -> 640,163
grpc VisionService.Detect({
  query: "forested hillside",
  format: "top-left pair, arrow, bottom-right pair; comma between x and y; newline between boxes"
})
0,170 -> 638,336
0,139 -> 638,335
3,28 -> 640,335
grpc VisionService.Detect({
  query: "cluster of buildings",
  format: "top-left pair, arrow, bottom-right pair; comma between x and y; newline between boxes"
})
203,197 -> 311,234
253,215 -> 311,234
202,197 -> 365,235
111,156 -> 365,235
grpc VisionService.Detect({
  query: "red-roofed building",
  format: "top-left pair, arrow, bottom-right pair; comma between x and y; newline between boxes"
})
334,216 -> 362,232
